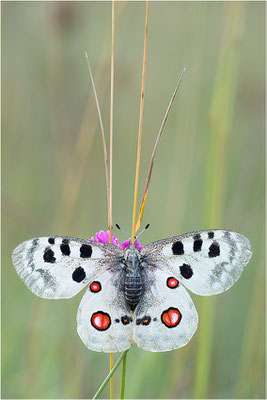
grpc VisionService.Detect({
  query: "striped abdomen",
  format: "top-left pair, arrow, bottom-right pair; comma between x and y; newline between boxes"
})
124,273 -> 143,311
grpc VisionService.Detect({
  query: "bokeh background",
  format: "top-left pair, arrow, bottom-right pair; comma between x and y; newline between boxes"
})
2,1 -> 265,399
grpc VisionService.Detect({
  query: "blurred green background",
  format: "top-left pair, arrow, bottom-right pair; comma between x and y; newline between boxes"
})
2,1 -> 265,399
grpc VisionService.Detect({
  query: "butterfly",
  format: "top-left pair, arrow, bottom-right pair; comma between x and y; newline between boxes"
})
12,229 -> 252,352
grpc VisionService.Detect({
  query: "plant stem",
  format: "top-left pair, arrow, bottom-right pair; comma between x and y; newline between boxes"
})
109,1 -> 115,398
131,0 -> 149,243
120,351 -> 128,399
109,0 -> 114,243
110,353 -> 114,399
85,54 -> 110,232
134,68 -> 185,233
93,351 -> 128,400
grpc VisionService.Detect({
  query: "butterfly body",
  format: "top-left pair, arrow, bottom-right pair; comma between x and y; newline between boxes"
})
12,229 -> 252,352
123,245 -> 145,311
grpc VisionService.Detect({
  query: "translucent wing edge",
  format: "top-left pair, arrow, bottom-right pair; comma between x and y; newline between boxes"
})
143,229 -> 253,267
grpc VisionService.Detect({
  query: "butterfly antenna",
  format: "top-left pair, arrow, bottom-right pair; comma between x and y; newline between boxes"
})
115,224 -> 130,240
135,224 -> 150,240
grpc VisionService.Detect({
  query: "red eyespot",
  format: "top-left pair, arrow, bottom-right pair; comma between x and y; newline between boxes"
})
89,281 -> 101,293
91,311 -> 111,331
167,277 -> 179,289
161,307 -> 182,328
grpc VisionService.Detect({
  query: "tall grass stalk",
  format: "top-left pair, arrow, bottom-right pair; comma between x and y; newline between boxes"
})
109,1 -> 115,397
109,0 -> 114,243
120,351 -> 128,399
85,53 -> 110,227
134,68 -> 185,233
131,0 -> 149,242
193,3 -> 247,398
92,351 -> 129,399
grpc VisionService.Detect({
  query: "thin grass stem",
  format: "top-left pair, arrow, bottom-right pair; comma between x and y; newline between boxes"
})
131,0 -> 149,243
92,350 -> 129,400
85,53 -> 110,225
109,353 -> 114,399
134,68 -> 185,233
109,2 -> 115,397
109,0 -> 115,244
120,351 -> 128,399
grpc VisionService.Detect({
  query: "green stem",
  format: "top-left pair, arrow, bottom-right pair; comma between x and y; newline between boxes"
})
93,350 -> 129,400
120,351 -> 128,399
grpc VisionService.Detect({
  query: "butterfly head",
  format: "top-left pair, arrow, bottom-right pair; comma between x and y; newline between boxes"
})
124,244 -> 142,272
124,243 -> 141,257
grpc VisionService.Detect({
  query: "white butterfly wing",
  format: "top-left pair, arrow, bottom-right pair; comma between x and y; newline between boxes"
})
133,268 -> 198,352
142,230 -> 252,295
12,236 -> 123,299
77,270 -> 133,353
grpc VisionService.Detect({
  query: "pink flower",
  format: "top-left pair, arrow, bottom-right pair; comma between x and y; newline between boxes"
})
121,239 -> 143,251
90,230 -> 143,251
90,230 -> 119,246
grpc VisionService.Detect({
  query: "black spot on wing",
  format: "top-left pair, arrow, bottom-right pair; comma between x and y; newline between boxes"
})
43,248 -> 56,263
48,237 -> 55,244
60,240 -> 71,256
208,231 -> 214,239
121,315 -> 133,325
172,241 -> 184,255
136,316 -> 151,326
193,239 -> 203,252
209,242 -> 220,258
72,267 -> 86,282
80,244 -> 92,258
141,316 -> 151,326
180,263 -> 193,279
193,233 -> 201,240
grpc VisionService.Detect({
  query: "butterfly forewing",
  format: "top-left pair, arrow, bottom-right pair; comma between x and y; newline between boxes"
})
133,268 -> 198,352
12,236 -> 123,299
77,270 -> 133,352
142,230 -> 252,295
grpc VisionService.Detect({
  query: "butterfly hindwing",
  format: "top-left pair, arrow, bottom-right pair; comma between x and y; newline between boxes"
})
133,268 -> 198,352
142,230 -> 252,295
77,270 -> 133,352
12,236 -> 123,299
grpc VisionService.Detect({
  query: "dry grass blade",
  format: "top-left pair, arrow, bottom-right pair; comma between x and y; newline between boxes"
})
109,0 -> 115,245
134,68 -> 186,234
109,2 -> 115,398
85,52 -> 110,224
131,0 -> 149,243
